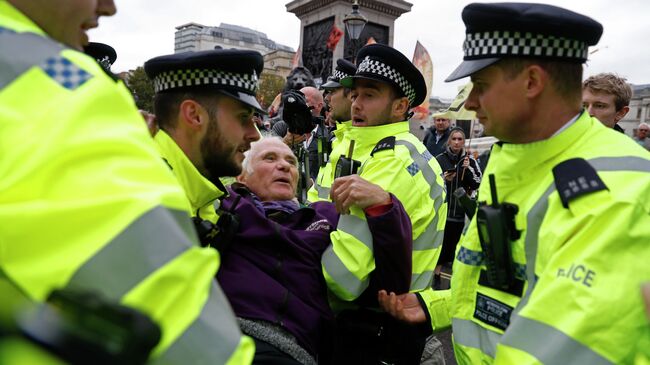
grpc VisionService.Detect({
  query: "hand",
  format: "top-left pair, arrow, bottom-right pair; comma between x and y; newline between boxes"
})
443,171 -> 456,182
378,290 -> 427,324
330,175 -> 391,214
283,131 -> 307,147
462,156 -> 470,168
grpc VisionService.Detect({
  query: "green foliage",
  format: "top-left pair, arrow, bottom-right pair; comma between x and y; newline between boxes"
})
257,73 -> 285,110
126,66 -> 155,112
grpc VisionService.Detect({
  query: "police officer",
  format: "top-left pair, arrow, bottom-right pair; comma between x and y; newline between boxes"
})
380,3 -> 650,364
308,58 -> 356,202
0,0 -> 253,363
320,44 -> 447,364
144,50 -> 263,232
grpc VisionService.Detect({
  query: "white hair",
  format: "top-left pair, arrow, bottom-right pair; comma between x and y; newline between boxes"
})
240,136 -> 294,175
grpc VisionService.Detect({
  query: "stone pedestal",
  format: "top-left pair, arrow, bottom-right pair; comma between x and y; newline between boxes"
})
286,0 -> 412,85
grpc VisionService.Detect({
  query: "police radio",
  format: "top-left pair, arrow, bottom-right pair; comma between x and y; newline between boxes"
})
334,140 -> 361,178
476,174 -> 520,291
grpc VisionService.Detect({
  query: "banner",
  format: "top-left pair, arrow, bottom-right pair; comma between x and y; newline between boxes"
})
326,25 -> 344,50
434,82 -> 476,120
410,41 -> 433,122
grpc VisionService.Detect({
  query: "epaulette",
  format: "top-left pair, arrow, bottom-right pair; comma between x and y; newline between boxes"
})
552,158 -> 608,208
371,136 -> 396,156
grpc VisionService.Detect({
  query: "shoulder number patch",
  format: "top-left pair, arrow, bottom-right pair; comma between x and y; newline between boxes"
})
552,158 -> 608,208
371,136 -> 396,156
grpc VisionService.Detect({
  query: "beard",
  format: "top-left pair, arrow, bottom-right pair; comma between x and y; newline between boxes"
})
200,116 -> 242,182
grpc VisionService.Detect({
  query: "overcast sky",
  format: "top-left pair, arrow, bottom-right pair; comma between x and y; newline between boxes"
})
90,0 -> 650,99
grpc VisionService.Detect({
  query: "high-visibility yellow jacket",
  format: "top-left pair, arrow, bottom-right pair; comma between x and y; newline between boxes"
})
308,121 -> 352,203
450,111 -> 650,364
318,121 -> 447,302
154,130 -> 222,223
0,2 -> 253,363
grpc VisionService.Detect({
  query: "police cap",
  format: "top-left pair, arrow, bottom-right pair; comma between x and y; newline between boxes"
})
340,44 -> 427,107
83,42 -> 117,70
321,58 -> 357,89
144,49 -> 265,113
445,2 -> 603,82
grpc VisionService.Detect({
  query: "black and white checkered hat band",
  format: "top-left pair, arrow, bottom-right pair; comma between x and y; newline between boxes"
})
153,68 -> 259,93
357,56 -> 417,104
464,31 -> 588,60
333,69 -> 350,82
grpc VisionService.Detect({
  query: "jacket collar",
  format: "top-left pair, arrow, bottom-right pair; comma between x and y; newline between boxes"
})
154,130 -> 225,214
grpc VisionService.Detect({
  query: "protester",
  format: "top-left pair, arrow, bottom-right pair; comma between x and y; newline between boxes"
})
380,3 -> 650,364
434,127 -> 481,289
423,114 -> 452,157
0,0 -> 253,363
216,137 -> 412,364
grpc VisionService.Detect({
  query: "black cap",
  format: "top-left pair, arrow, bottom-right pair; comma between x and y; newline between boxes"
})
83,42 -> 117,70
321,58 -> 357,89
144,49 -> 265,113
340,44 -> 427,107
446,2 -> 603,82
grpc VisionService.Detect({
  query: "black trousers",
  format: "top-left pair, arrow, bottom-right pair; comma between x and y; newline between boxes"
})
252,339 -> 303,365
329,309 -> 427,365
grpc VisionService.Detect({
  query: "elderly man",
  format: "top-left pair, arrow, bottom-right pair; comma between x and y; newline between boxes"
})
0,1 -> 252,363
380,3 -> 650,364
582,73 -> 632,132
423,114 -> 452,157
635,122 -> 650,150
216,137 -> 413,364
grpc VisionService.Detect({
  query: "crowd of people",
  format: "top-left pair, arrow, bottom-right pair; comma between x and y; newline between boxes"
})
1,0 -> 649,365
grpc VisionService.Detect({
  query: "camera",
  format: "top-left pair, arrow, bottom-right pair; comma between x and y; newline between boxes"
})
282,90 -> 320,135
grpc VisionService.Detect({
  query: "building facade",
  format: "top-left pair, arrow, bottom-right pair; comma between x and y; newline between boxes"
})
621,84 -> 650,135
174,22 -> 294,55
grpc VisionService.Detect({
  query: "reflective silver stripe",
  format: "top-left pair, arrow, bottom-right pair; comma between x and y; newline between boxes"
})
452,318 -> 501,358
0,29 -> 63,89
500,316 -> 613,365
412,214 -> 443,251
321,245 -> 369,297
395,140 -> 444,200
67,206 -> 196,299
589,156 -> 650,172
336,214 -> 373,250
155,281 -> 242,364
410,270 -> 434,291
314,181 -> 330,200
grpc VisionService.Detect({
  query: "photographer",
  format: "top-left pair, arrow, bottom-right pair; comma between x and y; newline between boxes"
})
279,88 -> 332,201
434,127 -> 481,289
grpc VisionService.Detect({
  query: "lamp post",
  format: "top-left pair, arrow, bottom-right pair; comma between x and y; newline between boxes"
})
343,0 -> 367,62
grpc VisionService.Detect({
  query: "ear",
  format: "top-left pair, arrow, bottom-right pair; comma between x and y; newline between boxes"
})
523,64 -> 547,99
236,173 -> 247,184
614,106 -> 630,122
179,99 -> 207,131
391,96 -> 410,121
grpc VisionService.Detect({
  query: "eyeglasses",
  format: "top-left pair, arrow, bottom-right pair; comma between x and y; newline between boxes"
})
639,129 -> 649,132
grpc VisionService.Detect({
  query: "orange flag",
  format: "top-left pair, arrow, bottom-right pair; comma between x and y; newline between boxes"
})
410,41 -> 434,122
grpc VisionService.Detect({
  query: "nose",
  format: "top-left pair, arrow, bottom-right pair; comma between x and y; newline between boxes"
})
465,87 -> 479,111
98,0 -> 117,16
245,117 -> 261,142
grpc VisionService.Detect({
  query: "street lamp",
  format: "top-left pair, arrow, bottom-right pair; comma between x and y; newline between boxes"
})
343,0 -> 367,61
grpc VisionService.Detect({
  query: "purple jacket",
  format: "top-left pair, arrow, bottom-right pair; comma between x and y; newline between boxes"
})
217,185 -> 412,357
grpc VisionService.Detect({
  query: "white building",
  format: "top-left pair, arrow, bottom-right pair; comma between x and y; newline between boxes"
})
174,22 -> 294,55
621,84 -> 650,135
